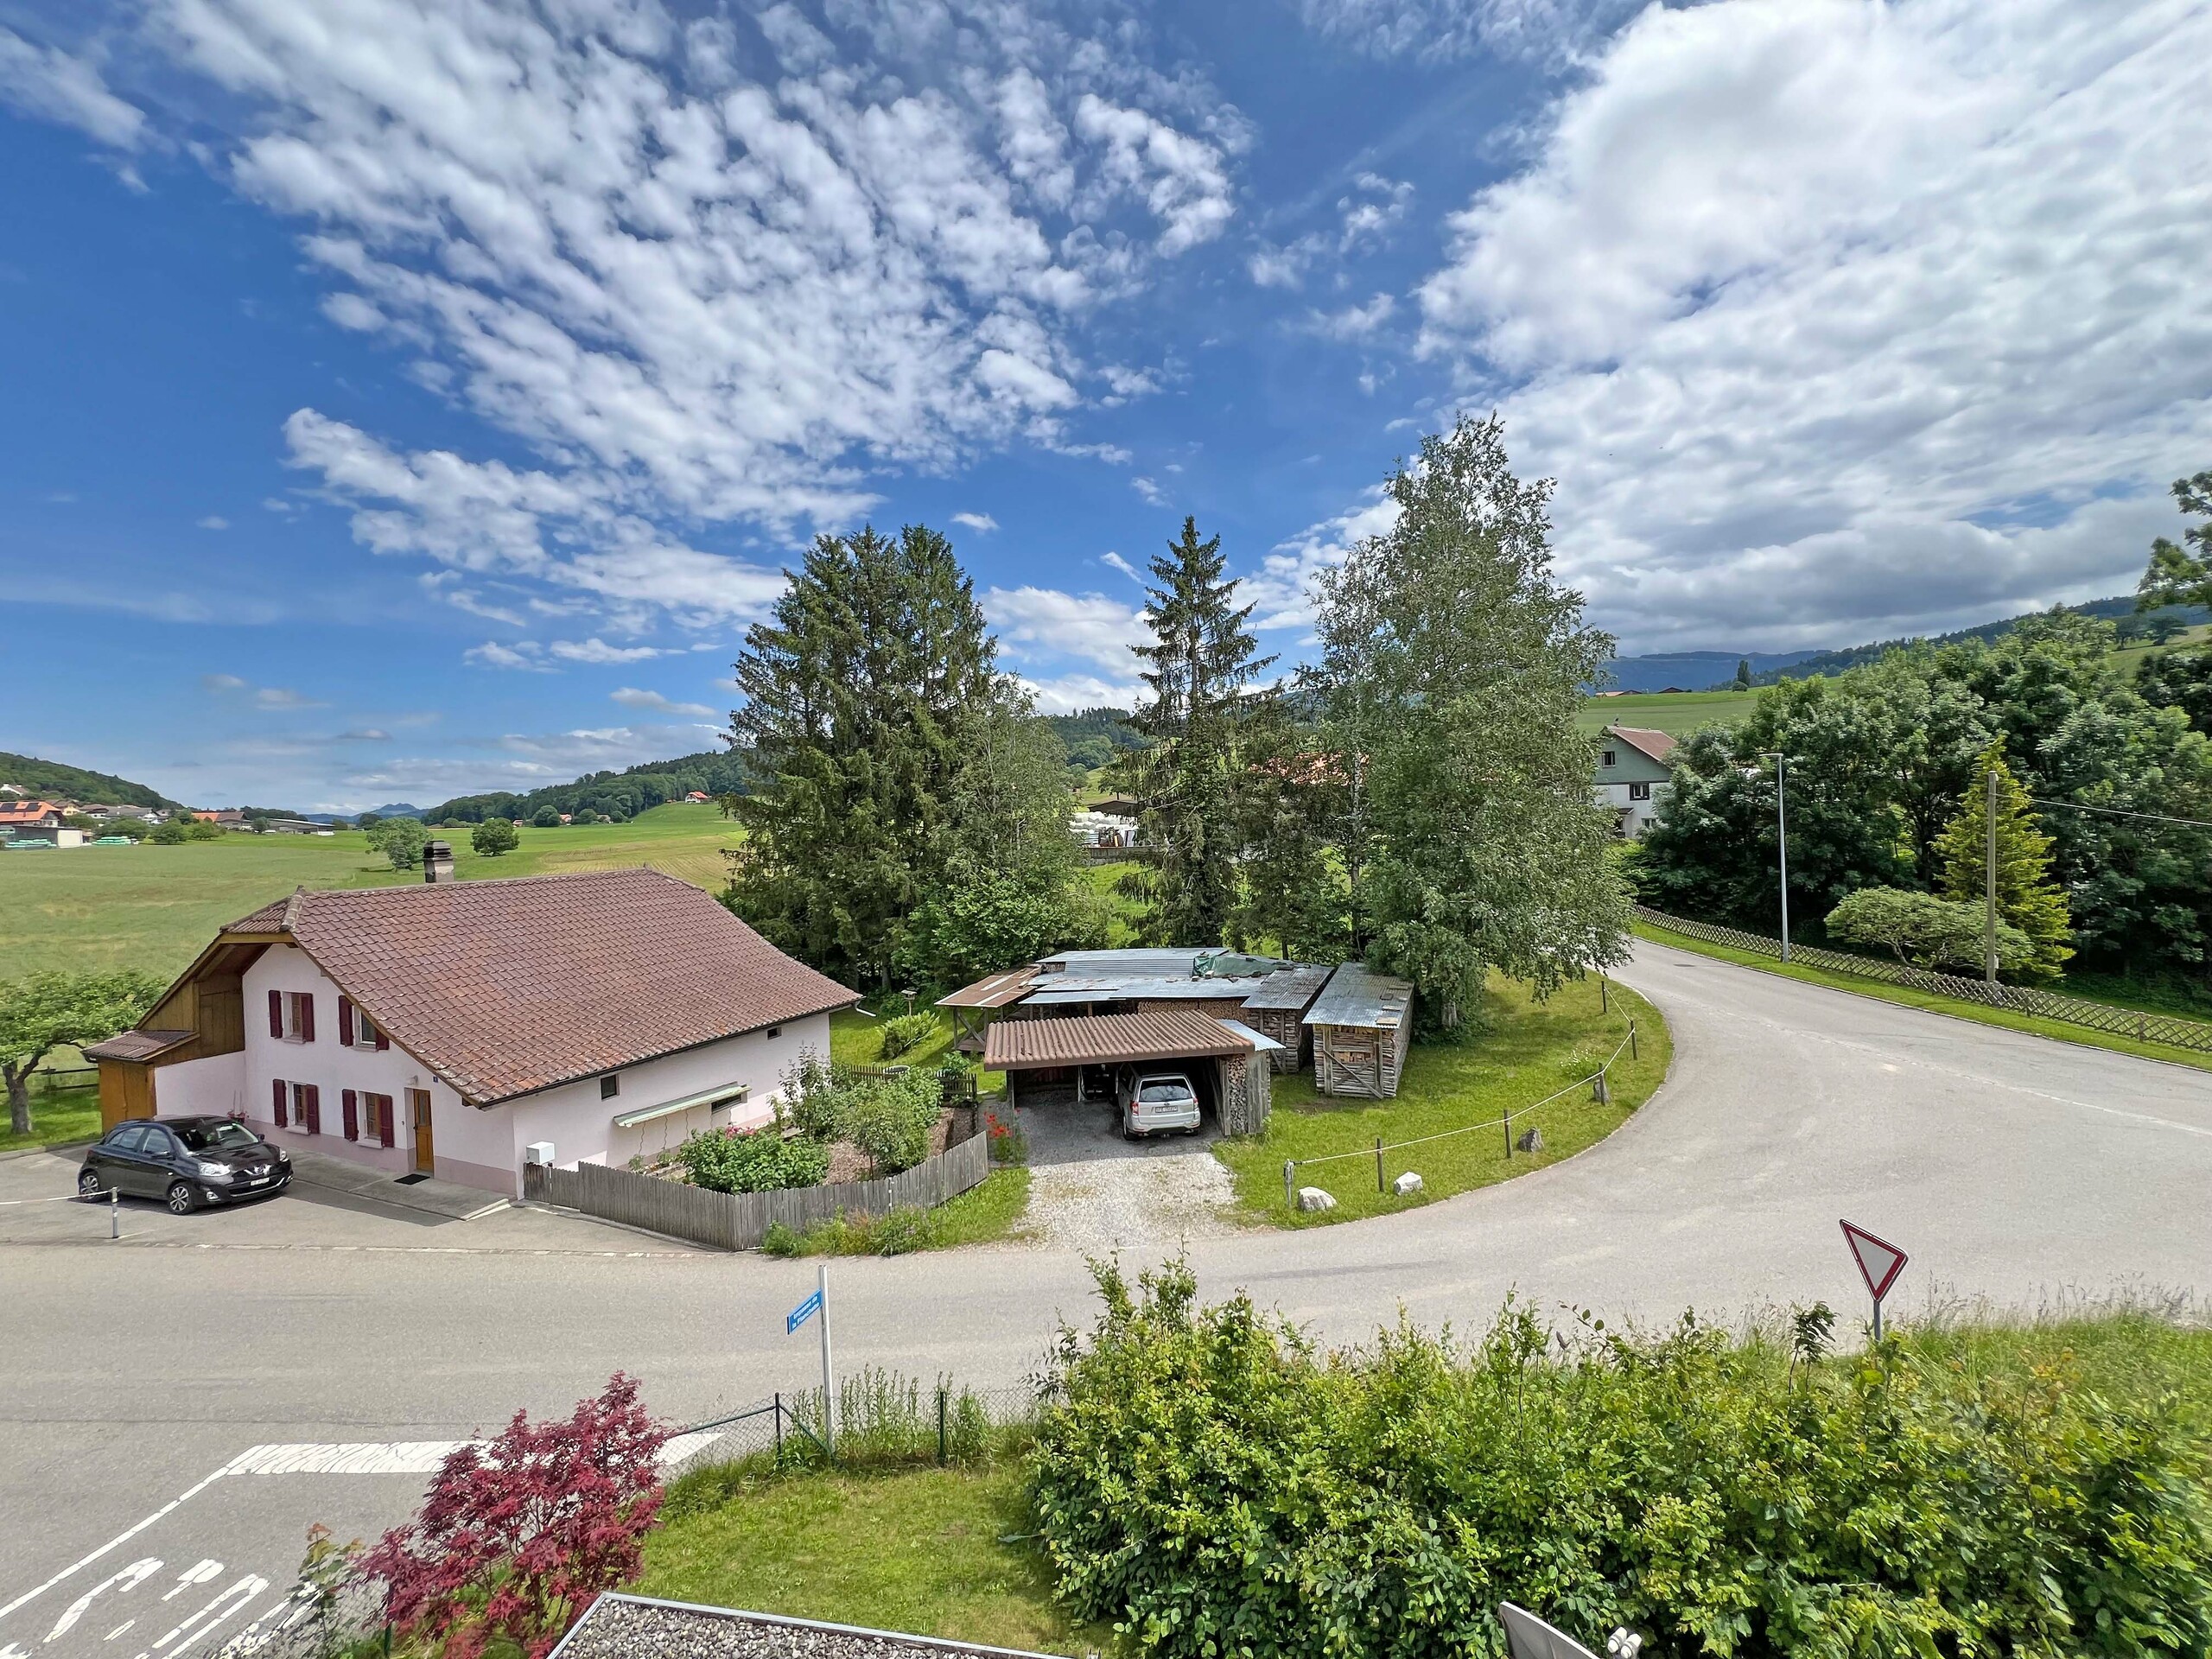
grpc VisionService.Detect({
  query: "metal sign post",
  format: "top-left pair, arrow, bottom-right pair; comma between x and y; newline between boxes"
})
1840,1219 -> 1909,1341
786,1267 -> 836,1454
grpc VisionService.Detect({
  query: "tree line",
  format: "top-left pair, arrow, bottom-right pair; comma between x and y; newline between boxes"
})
725,416 -> 1629,1033
1633,467 -> 2212,989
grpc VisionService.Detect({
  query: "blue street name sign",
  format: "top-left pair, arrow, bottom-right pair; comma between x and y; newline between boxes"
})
787,1288 -> 823,1334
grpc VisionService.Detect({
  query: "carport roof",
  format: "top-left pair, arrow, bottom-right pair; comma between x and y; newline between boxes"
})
983,1008 -> 1254,1071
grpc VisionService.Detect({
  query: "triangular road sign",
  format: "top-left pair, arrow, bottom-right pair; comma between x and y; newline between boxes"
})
1840,1219 -> 1908,1300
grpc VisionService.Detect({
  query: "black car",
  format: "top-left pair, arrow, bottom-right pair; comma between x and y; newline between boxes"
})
79,1116 -> 291,1214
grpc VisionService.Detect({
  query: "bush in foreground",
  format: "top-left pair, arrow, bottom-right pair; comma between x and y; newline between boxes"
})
1029,1261 -> 2212,1659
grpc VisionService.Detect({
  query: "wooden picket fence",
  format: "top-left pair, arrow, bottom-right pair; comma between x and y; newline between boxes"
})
1634,904 -> 2212,1055
523,1129 -> 990,1251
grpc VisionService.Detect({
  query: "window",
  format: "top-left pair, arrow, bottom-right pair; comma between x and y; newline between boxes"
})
275,990 -> 315,1043
109,1123 -> 150,1153
291,1081 -> 321,1134
355,1011 -> 379,1049
1628,782 -> 1652,801
765,1027 -> 782,1040
600,1074 -> 620,1099
363,1092 -> 396,1147
175,1122 -> 257,1152
143,1128 -> 179,1158
1601,749 -> 1617,768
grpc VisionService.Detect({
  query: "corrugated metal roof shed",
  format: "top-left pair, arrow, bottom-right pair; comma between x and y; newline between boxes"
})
984,1008 -> 1255,1070
1025,976 -> 1269,1004
936,967 -> 1039,1009
1304,963 -> 1414,1030
1038,948 -> 1211,977
1239,963 -> 1332,1012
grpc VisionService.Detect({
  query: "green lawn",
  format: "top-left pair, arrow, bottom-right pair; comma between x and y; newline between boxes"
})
1215,971 -> 1670,1225
0,804 -> 744,979
1579,688 -> 1758,738
0,1074 -> 100,1154
1634,916 -> 2212,1071
639,1463 -> 1109,1656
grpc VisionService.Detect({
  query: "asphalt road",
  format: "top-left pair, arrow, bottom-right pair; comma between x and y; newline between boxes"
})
3,938 -> 2208,1657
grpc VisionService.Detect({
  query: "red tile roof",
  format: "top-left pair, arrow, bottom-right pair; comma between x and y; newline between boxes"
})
1606,725 -> 1679,766
983,1008 -> 1253,1071
226,869 -> 855,1103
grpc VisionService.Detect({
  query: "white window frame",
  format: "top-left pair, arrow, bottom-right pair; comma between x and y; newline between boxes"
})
1628,781 -> 1652,802
284,992 -> 312,1042
353,1010 -> 380,1050
1601,750 -> 1618,768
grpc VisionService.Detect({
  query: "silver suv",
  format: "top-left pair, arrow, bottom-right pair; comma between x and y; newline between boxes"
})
1121,1071 -> 1201,1139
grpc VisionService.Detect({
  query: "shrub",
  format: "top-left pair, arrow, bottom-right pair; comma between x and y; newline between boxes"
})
778,1052 -> 845,1141
531,806 -> 562,828
878,1012 -> 938,1059
982,1109 -> 1027,1166
149,820 -> 188,844
676,1122 -> 830,1193
359,1374 -> 668,1659
843,1067 -> 942,1173
1030,1261 -> 2212,1659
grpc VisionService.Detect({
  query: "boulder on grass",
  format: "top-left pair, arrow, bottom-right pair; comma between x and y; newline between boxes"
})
1296,1185 -> 1338,1212
1392,1171 -> 1424,1197
1516,1126 -> 1545,1153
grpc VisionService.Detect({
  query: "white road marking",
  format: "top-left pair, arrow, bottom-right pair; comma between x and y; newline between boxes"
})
158,1566 -> 220,1604
0,1468 -> 230,1623
44,1561 -> 160,1642
104,1623 -> 132,1641
139,1575 -> 263,1657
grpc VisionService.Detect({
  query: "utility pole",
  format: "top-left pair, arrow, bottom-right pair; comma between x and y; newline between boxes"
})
1763,753 -> 1790,962
1984,766 -> 1999,983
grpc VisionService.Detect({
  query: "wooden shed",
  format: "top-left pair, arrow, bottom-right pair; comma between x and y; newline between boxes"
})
81,931 -> 262,1130
1236,964 -> 1331,1072
1305,964 -> 1414,1099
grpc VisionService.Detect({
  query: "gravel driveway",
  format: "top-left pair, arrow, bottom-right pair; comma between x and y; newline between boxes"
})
1014,1091 -> 1241,1249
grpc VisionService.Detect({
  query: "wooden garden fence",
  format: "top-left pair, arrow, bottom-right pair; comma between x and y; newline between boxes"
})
1634,904 -> 2212,1055
523,1129 -> 990,1251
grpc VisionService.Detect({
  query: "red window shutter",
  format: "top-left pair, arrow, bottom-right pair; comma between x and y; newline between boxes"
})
269,989 -> 284,1039
272,1077 -> 288,1128
303,1084 -> 321,1134
373,1026 -> 389,1053
379,1096 -> 395,1148
342,1089 -> 359,1141
338,997 -> 354,1047
299,995 -> 315,1044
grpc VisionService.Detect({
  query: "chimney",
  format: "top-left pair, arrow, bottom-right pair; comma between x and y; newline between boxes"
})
423,840 -> 454,883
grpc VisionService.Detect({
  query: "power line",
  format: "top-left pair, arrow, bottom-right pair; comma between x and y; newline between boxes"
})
2027,796 -> 2212,830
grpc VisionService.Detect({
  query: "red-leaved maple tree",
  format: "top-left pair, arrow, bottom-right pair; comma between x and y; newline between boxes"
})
361,1372 -> 670,1659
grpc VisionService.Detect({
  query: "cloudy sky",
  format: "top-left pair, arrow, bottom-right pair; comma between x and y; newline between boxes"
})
3,0 -> 2208,810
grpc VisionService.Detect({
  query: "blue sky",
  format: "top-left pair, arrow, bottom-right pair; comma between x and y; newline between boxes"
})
3,0 -> 2208,811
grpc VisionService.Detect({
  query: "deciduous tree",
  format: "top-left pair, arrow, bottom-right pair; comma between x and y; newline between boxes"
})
1937,741 -> 2073,979
2135,467 -> 2212,611
470,817 -> 519,857
1825,887 -> 2031,974
366,816 -> 429,870
0,969 -> 166,1137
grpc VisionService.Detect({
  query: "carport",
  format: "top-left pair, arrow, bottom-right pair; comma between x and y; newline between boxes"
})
983,1007 -> 1274,1134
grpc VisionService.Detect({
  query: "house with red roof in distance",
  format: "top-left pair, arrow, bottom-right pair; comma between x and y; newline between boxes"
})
1594,725 -> 1677,837
85,868 -> 857,1198
0,798 -> 66,838
684,791 -> 712,802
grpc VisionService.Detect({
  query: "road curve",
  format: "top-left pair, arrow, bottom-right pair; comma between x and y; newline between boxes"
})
3,938 -> 2208,1654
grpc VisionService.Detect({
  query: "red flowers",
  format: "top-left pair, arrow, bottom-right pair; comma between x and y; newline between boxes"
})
359,1373 -> 669,1659
985,1111 -> 1011,1141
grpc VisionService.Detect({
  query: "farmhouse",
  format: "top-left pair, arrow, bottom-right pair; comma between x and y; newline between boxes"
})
84,868 -> 856,1198
1593,724 -> 1676,836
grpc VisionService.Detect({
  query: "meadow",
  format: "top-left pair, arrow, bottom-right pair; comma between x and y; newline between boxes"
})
1577,687 -> 1758,737
0,803 -> 744,979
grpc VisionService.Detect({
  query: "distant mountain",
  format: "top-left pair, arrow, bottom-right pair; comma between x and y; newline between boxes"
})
0,750 -> 181,810
360,803 -> 426,819
1597,651 -> 1821,694
1751,595 -> 2209,686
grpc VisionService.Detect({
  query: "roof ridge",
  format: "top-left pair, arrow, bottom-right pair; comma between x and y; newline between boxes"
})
280,886 -> 307,934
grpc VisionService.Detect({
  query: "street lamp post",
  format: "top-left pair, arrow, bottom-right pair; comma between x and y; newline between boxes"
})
1762,753 -> 1790,962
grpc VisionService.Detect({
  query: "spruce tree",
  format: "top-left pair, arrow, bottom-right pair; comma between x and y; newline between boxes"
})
726,524 -> 999,987
1109,517 -> 1275,948
1936,741 -> 2073,979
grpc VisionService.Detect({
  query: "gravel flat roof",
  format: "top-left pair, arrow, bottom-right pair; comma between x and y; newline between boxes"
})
554,1596 -> 1065,1659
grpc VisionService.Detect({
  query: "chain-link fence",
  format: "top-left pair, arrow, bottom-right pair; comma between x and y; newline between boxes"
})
665,1368 -> 1048,1485
1635,904 -> 2212,1054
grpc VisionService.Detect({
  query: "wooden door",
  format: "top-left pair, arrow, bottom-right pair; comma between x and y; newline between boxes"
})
408,1088 -> 434,1174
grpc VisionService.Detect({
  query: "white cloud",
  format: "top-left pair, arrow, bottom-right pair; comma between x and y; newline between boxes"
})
1304,293 -> 1396,340
1248,234 -> 1324,290
1410,0 -> 2212,651
1246,488 -> 1400,632
196,514 -> 229,530
1100,550 -> 1141,582
0,28 -> 146,149
550,637 -> 670,664
200,673 -> 248,692
1296,0 -> 1639,66
123,0 -> 1245,581
951,511 -> 1001,534
200,671 -> 327,709
463,639 -> 553,671
1338,174 -> 1413,252
983,584 -> 1150,673
1018,671 -> 1146,715
610,686 -> 718,717
1130,475 -> 1166,506
334,728 -> 390,741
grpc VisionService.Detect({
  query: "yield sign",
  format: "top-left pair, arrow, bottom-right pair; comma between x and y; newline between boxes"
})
1840,1220 -> 1908,1300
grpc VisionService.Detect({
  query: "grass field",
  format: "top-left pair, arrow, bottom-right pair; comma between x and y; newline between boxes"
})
0,803 -> 744,979
1214,971 -> 1670,1225
1579,688 -> 1758,738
